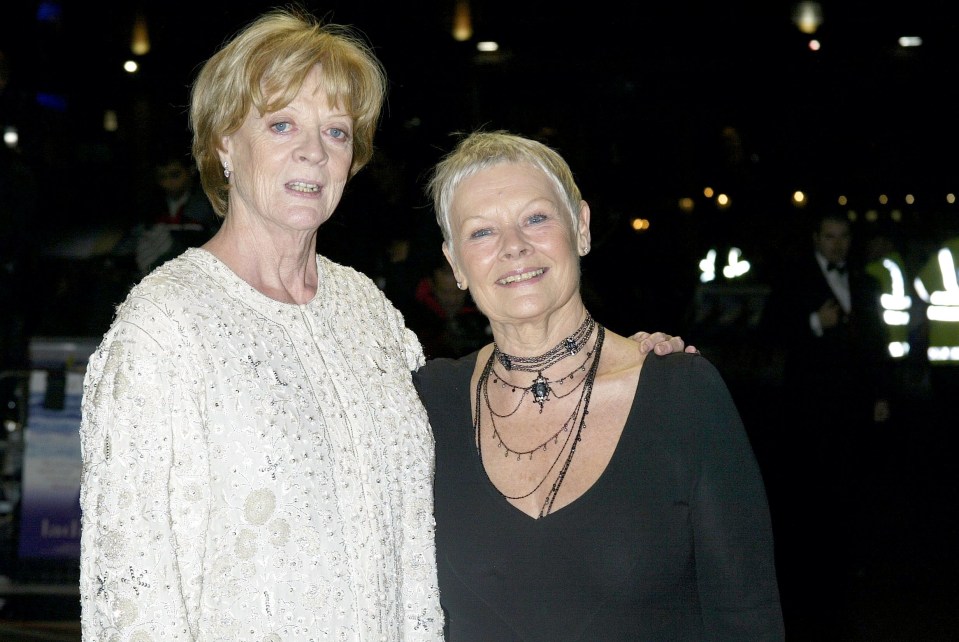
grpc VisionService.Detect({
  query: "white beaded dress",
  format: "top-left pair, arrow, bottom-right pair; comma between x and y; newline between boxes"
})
79,247 -> 443,641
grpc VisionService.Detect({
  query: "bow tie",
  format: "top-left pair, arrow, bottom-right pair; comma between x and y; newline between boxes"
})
826,262 -> 847,274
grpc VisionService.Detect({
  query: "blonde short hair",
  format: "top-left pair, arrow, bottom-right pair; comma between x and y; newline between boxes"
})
190,7 -> 387,216
428,131 -> 582,262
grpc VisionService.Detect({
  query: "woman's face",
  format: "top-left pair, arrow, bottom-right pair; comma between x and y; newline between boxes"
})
220,64 -> 353,236
443,162 -> 590,326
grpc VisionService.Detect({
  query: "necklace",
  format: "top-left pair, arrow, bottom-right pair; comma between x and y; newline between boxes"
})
492,314 -> 595,411
494,313 -> 594,372
475,323 -> 605,518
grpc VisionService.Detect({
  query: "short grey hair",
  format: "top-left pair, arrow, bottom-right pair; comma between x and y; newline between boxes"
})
427,131 -> 582,262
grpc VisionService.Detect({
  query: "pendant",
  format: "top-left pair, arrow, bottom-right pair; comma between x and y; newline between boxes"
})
531,372 -> 551,412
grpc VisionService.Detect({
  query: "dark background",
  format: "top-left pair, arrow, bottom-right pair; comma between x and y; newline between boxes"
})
2,3 -> 959,640
1,0 -> 956,345
3,0 -> 959,338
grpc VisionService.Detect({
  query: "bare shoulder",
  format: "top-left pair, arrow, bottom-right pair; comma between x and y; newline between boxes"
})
597,328 -> 648,378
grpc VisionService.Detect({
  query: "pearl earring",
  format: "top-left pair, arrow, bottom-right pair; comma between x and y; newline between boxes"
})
223,163 -> 231,179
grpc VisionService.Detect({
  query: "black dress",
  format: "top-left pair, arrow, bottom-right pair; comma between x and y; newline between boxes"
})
414,351 -> 784,641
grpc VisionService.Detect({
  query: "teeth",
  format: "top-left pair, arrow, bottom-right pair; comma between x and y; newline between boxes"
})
288,181 -> 320,193
498,269 -> 544,285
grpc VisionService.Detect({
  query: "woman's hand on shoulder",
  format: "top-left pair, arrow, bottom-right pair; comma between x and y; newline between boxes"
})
631,331 -> 699,356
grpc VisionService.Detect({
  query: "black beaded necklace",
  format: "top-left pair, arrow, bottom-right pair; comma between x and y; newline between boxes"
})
475,323 -> 605,518
491,314 -> 595,412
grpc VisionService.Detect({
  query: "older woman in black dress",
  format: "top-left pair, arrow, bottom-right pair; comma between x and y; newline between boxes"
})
414,131 -> 784,640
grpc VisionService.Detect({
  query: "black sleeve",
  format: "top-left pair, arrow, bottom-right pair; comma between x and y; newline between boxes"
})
662,355 -> 785,640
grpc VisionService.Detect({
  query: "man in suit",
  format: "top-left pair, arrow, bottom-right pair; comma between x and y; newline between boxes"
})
765,212 -> 890,429
761,211 -> 890,639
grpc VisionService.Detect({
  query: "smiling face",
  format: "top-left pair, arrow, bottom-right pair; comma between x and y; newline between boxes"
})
219,64 -> 354,238
443,162 -> 590,327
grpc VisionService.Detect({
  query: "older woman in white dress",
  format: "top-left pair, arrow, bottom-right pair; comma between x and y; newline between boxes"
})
79,10 -> 442,641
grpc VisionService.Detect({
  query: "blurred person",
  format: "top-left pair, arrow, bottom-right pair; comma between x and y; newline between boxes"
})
760,211 -> 890,637
78,10 -> 691,641
126,147 -> 221,276
913,227 -> 959,410
405,252 -> 490,359
762,211 -> 890,439
414,131 -> 783,640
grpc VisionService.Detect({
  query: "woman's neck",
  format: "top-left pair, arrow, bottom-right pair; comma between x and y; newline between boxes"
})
202,222 -> 319,304
489,304 -> 590,358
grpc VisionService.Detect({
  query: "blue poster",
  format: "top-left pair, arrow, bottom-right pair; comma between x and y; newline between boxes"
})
17,369 -> 84,559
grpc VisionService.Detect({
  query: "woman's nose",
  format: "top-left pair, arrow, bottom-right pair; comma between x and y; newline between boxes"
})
296,131 -> 328,164
500,228 -> 531,259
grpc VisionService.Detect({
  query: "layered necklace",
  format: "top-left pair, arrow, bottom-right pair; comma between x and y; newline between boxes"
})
491,313 -> 596,413
474,314 -> 605,517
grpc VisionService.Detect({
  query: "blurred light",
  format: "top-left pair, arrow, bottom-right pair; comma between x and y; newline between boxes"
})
878,194 -> 889,205
124,60 -> 139,73
947,193 -> 956,204
678,197 -> 695,213
699,249 -> 717,283
103,110 -> 118,132
898,36 -> 922,48
888,341 -> 909,358
131,13 -> 151,55
792,190 -> 806,206
452,0 -> 473,41
838,195 -> 848,206
891,209 -> 903,222
631,218 -> 650,231
476,41 -> 499,52
905,194 -> 915,205
36,92 -> 67,112
3,126 -> 17,148
866,209 -> 879,222
36,2 -> 62,22
716,193 -> 731,209
792,2 -> 823,34
703,186 -> 714,198
808,39 -> 821,51
722,248 -> 751,279
882,308 -> 909,325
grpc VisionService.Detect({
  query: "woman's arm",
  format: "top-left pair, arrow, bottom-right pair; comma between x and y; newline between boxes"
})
80,315 -> 207,640
688,357 -> 784,640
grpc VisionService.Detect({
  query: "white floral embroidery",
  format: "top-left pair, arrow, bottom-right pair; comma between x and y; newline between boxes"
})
269,518 -> 290,546
244,489 -> 276,525
79,249 -> 442,641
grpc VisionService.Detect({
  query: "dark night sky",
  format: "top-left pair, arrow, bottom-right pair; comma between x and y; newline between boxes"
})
6,0 -> 958,193
3,0 -> 959,329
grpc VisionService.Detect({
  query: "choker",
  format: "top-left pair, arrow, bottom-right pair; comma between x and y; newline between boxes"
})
492,314 -> 595,411
494,314 -> 595,372
475,324 -> 605,518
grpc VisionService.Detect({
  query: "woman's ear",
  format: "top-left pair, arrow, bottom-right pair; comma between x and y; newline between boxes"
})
218,136 -> 232,172
577,201 -> 592,256
442,242 -> 465,289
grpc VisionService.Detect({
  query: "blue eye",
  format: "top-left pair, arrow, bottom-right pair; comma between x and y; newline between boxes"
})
527,214 -> 547,224
329,127 -> 349,140
469,228 -> 492,239
271,122 -> 292,134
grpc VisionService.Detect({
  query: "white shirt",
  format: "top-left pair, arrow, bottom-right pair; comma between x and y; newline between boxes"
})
80,248 -> 443,641
810,251 -> 851,336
